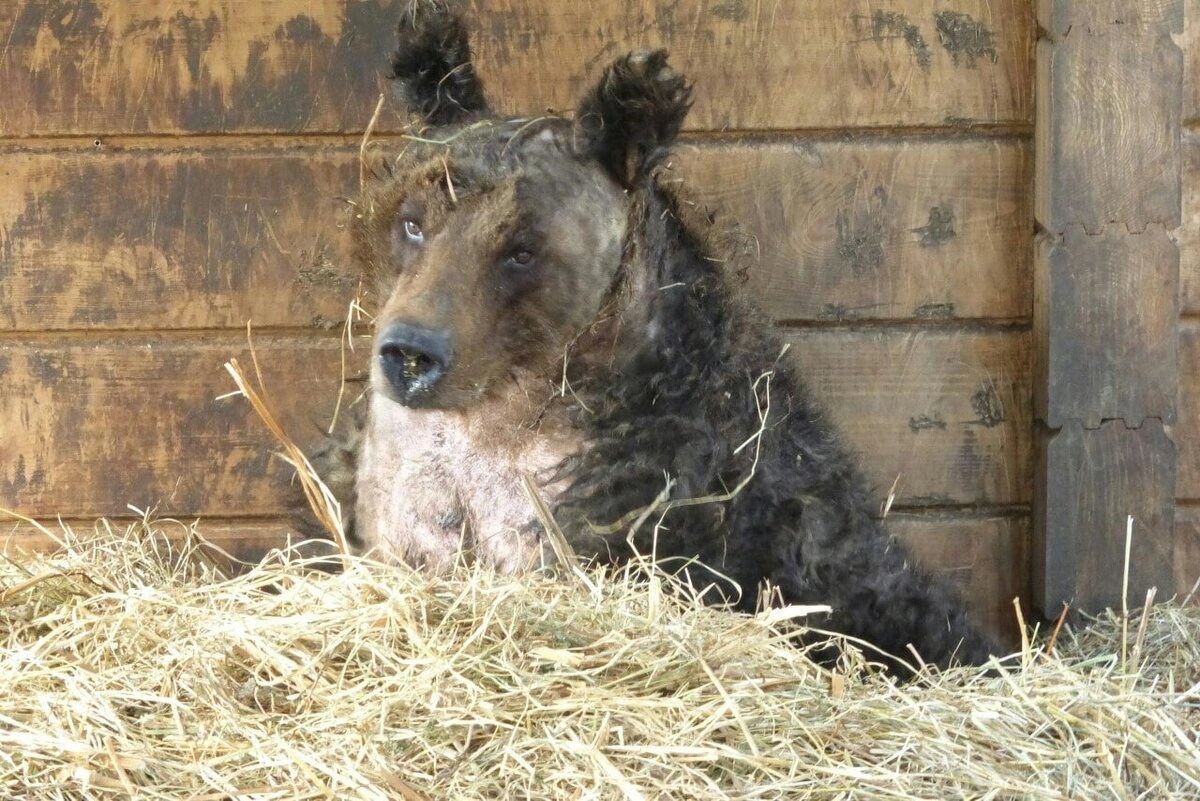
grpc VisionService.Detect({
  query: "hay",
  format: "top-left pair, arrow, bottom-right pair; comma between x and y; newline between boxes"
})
1,521 -> 1198,800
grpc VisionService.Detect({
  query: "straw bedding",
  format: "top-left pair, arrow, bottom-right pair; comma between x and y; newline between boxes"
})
1,519 -> 1198,800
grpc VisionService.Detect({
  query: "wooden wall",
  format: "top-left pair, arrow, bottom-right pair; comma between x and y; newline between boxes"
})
1179,0 -> 1200,598
1,1 -> 1040,640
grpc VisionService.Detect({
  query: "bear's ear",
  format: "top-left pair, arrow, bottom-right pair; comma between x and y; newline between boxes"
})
574,50 -> 693,189
390,3 -> 489,125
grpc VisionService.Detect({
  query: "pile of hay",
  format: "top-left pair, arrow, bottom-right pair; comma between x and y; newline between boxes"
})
2,520 -> 1198,799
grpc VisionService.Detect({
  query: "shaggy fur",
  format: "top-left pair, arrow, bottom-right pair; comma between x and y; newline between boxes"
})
295,5 -> 999,676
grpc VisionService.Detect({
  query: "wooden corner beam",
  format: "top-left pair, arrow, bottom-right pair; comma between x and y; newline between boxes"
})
1033,0 -> 1183,616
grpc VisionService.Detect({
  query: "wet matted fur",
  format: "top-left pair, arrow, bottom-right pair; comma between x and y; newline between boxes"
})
295,2 -> 999,675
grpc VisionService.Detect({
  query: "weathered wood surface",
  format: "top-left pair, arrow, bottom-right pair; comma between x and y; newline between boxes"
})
1034,27 -> 1183,233
0,0 -> 1033,136
785,329 -> 1031,508
0,147 -> 359,331
0,139 -> 1031,331
676,138 -> 1031,323
1176,508 -> 1200,600
1038,0 -> 1184,33
0,330 -> 1028,520
1,513 -> 1029,643
1034,421 -> 1177,614
0,336 -> 349,519
1183,134 -> 1199,315
1035,226 -> 1179,429
1175,322 -> 1199,500
1184,0 -> 1200,122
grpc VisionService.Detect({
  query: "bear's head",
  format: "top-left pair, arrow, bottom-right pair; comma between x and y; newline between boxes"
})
354,3 -> 692,410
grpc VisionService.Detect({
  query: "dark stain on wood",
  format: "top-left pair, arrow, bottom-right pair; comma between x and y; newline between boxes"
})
868,11 -> 932,69
914,204 -> 957,246
711,1 -> 748,22
909,414 -> 948,432
972,382 -> 1006,428
934,12 -> 998,67
835,187 -> 889,275
914,302 -> 956,320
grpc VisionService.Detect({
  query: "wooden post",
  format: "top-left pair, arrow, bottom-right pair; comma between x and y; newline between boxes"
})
1034,1 -> 1183,615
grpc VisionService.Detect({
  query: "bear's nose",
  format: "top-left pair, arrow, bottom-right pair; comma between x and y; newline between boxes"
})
377,323 -> 454,402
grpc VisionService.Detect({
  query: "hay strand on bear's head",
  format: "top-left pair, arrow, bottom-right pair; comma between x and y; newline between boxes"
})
2,520 -> 1198,799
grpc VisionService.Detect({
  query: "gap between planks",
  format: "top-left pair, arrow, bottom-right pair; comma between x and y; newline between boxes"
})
0,125 -> 1034,154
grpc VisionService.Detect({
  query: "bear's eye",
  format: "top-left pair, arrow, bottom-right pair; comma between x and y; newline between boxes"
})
402,219 -> 424,243
506,249 -> 534,268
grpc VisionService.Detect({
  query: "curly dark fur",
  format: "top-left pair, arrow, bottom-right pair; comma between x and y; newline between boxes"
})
575,50 -> 693,188
554,184 -> 997,674
390,3 -> 488,125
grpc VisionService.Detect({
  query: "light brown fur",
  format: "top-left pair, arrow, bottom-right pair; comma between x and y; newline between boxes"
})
354,373 -> 583,573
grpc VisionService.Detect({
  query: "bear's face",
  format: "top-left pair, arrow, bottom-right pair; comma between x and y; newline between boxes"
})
356,120 -> 629,410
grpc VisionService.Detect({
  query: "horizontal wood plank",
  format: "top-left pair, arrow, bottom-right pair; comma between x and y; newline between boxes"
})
1176,322 -> 1200,499
0,330 -> 1029,520
785,329 -> 1031,507
0,336 -> 348,519
2,512 -> 1029,645
675,138 -> 1032,323
467,0 -> 1033,130
0,139 -> 1029,332
0,0 -> 1033,136
0,148 -> 359,331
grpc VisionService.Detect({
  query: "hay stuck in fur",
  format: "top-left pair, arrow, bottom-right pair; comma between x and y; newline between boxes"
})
1,521 -> 1198,800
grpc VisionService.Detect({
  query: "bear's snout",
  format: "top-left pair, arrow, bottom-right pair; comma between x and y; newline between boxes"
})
377,323 -> 454,405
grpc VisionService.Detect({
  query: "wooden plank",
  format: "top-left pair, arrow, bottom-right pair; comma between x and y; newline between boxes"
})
0,1 -> 398,136
888,513 -> 1028,645
0,0 -> 1033,136
675,137 -> 1032,323
0,335 -> 348,519
1,140 -> 1030,332
1184,0 -> 1200,122
1034,28 -> 1183,233
1033,420 -> 1176,615
2,513 -> 1029,644
785,329 -> 1031,507
1035,226 -> 1179,429
1175,322 -> 1199,499
1183,134 -> 1199,315
0,330 -> 1027,520
0,147 -> 359,331
1038,0 -> 1183,34
1176,508 -> 1200,601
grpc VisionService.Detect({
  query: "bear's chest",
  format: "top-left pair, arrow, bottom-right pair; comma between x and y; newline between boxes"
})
354,391 -> 580,573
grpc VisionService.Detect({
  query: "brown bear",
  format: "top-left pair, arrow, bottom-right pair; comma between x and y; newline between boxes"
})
299,4 -> 999,675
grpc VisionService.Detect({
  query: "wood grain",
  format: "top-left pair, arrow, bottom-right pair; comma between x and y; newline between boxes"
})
675,137 -> 1032,323
1176,508 -> 1200,600
1,512 -> 1029,644
0,330 -> 1028,521
888,513 -> 1028,644
785,329 -> 1031,508
1038,0 -> 1183,34
1035,28 -> 1183,233
1035,226 -> 1179,429
1183,134 -> 1199,315
1175,322 -> 1199,500
1184,0 -> 1200,123
0,335 -> 349,520
1,139 -> 1031,331
0,0 -> 1033,136
0,147 -> 359,331
1033,420 -> 1176,616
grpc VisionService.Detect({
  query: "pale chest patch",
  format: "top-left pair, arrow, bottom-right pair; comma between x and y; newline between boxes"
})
354,389 -> 582,574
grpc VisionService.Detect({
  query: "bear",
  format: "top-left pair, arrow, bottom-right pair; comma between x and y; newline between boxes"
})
297,4 -> 999,676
